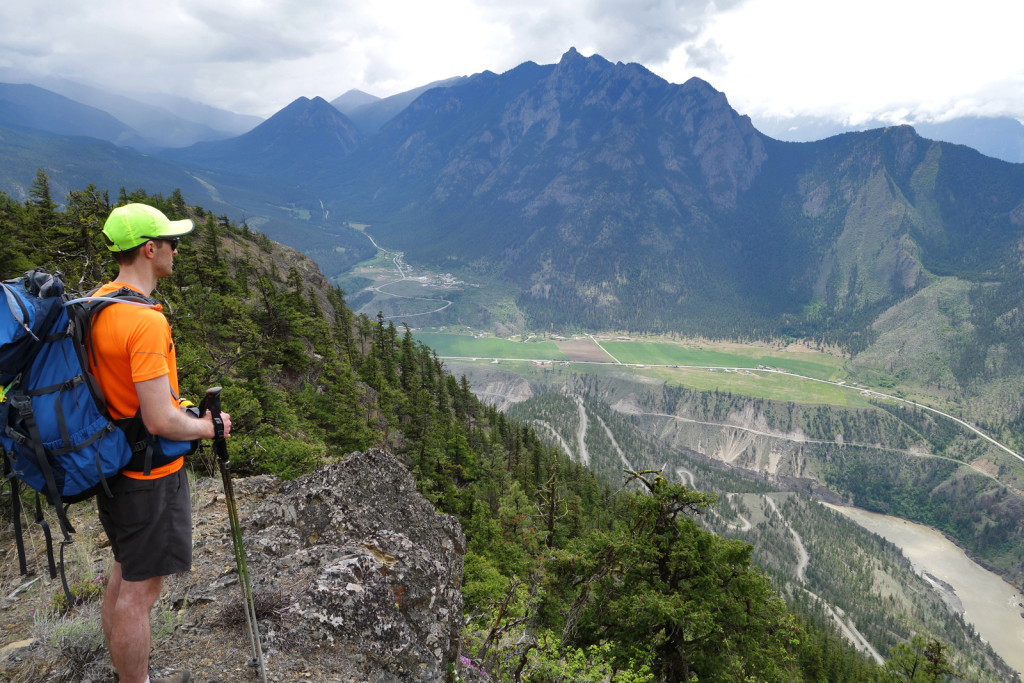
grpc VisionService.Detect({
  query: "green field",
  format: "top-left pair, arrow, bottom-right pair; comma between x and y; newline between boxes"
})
424,334 -> 870,406
600,341 -> 845,381
415,333 -> 568,361
648,366 -> 867,406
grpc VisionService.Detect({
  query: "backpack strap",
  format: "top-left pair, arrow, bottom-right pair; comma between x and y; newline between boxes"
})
69,290 -> 161,371
73,289 -> 178,479
8,392 -> 76,542
34,493 -> 58,579
32,492 -> 76,607
116,411 -> 155,476
3,451 -> 28,576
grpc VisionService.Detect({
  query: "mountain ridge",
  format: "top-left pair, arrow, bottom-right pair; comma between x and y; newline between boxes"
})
163,95 -> 363,178
755,112 -> 1024,164
331,75 -> 468,134
0,83 -> 146,147
4,50 -> 1024,366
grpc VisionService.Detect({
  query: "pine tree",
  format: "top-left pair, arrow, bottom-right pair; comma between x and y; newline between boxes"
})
550,471 -> 800,681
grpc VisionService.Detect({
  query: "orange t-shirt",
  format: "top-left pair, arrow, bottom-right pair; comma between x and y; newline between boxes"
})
89,282 -> 183,479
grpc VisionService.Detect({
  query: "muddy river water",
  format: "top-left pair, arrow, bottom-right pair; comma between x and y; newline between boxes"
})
823,503 -> 1024,675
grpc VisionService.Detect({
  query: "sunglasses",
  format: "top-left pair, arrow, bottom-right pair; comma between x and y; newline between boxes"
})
146,237 -> 180,250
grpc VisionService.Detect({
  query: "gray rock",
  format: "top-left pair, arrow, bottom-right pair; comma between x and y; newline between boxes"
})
246,449 -> 465,682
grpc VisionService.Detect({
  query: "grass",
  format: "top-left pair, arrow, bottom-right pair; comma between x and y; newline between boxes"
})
599,341 -> 846,381
432,333 -> 864,406
415,333 -> 569,361
646,366 -> 868,406
343,240 -> 881,408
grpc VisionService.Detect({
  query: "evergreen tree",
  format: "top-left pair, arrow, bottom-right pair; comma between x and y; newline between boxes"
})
550,471 -> 800,681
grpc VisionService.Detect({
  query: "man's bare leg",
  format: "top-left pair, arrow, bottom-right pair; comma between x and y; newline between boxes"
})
102,561 -> 163,683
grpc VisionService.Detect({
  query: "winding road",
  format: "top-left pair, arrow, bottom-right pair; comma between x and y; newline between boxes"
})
572,395 -> 591,466
360,231 -> 453,320
715,493 -> 881,663
531,420 -> 575,461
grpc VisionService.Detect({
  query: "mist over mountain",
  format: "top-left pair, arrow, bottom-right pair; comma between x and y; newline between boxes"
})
137,91 -> 263,137
0,83 -> 146,147
331,76 -> 468,134
755,112 -> 1024,164
0,120 -> 215,204
331,88 -> 380,112
0,73 -> 261,149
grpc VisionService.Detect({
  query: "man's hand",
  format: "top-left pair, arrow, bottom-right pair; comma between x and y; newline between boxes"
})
212,410 -> 232,439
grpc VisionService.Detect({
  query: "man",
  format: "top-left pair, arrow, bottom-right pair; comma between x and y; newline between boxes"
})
92,203 -> 231,683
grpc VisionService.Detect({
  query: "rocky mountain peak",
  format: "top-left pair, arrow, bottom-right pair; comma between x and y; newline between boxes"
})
164,93 -> 362,174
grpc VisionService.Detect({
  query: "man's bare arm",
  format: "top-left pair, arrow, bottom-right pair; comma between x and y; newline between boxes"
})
135,374 -> 231,441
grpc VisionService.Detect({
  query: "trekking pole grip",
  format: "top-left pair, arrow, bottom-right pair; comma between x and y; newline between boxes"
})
198,386 -> 225,440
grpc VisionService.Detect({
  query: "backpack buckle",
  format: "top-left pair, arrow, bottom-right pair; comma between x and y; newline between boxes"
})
8,393 -> 30,414
7,428 -> 27,447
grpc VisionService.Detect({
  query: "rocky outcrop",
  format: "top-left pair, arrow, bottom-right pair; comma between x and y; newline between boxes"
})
241,448 -> 466,682
0,449 -> 466,682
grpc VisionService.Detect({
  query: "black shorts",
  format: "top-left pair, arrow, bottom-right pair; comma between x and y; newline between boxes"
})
97,466 -> 192,581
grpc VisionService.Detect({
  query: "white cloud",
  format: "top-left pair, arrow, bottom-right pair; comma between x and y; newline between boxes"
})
0,0 -> 1021,124
664,0 -> 1024,124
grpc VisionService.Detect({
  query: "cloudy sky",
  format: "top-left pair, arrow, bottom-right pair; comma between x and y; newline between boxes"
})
2,0 -> 1022,127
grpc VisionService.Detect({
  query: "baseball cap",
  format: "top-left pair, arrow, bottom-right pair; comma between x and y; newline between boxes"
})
102,203 -> 194,252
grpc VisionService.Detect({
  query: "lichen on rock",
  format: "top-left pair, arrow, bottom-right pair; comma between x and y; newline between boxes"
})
242,448 -> 466,681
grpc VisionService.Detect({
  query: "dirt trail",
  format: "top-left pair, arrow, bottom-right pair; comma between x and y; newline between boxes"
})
361,231 -> 453,319
573,396 -> 591,466
722,493 -> 751,531
674,466 -> 695,488
614,406 -> 1013,486
595,413 -> 632,470
531,420 -> 575,462
709,494 -> 877,661
760,497 -> 882,662
763,496 -> 809,583
800,587 -> 884,664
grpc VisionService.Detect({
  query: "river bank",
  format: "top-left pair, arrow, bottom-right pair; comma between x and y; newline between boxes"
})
823,503 -> 1024,675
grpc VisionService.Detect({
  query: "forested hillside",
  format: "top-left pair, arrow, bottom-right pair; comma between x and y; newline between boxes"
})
494,383 -> 1017,680
4,176 -> 998,680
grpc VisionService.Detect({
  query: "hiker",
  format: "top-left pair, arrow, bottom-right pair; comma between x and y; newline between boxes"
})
92,203 -> 231,683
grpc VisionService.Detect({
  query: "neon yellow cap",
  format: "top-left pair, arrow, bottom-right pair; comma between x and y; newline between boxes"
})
102,203 -> 194,252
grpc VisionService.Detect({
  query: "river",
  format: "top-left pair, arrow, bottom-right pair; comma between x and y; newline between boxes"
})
823,503 -> 1024,675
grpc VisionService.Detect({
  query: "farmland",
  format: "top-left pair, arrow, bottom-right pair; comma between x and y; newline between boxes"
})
599,340 -> 845,381
414,333 -> 568,361
418,332 -> 866,406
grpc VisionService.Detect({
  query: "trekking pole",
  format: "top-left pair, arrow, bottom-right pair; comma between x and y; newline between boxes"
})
199,387 -> 267,682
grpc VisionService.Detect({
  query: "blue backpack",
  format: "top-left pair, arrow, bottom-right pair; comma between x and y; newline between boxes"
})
1,270 -> 191,597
